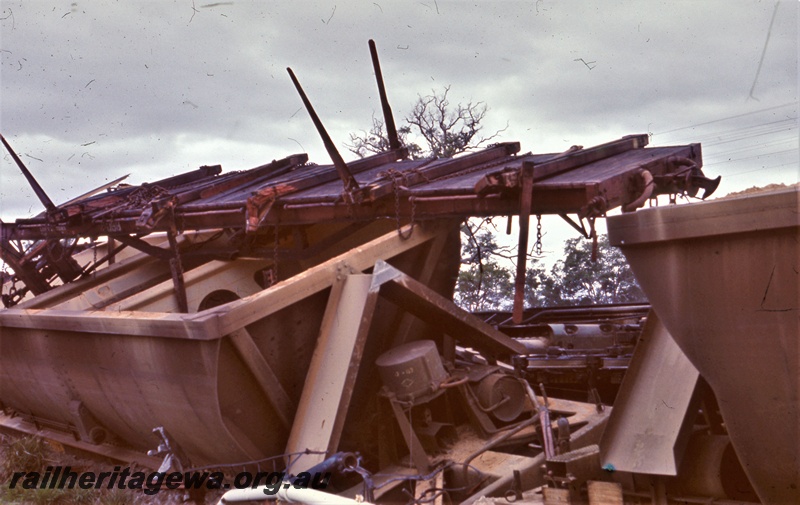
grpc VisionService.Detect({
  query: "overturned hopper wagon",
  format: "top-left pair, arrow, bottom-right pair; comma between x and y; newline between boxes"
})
9,40 -> 786,505
2,130 -> 709,467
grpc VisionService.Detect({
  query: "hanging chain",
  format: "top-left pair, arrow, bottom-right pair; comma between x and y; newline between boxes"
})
533,214 -> 543,256
386,170 -> 415,240
408,196 -> 417,237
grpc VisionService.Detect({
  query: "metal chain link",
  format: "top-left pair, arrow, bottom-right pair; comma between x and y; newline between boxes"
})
388,170 -> 415,240
534,214 -> 543,256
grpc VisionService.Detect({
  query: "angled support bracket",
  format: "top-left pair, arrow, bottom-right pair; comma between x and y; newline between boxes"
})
286,258 -> 526,471
600,311 -> 700,475
558,213 -> 590,239
166,228 -> 189,314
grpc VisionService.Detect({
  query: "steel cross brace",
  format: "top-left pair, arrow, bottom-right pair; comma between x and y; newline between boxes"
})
285,260 -> 526,472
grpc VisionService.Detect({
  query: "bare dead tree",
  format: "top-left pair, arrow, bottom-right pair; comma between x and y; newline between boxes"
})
406,85 -> 506,158
346,85 -> 507,159
346,115 -> 423,159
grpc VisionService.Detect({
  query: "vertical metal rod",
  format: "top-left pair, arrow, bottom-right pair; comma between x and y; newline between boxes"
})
286,67 -> 360,194
1,134 -> 56,212
368,39 -> 401,152
167,230 -> 189,313
107,238 -> 116,265
513,165 -> 535,324
389,399 -> 431,474
512,470 -> 524,501
521,378 -> 555,460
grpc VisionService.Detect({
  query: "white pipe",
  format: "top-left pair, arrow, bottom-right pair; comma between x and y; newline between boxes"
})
216,482 -> 369,505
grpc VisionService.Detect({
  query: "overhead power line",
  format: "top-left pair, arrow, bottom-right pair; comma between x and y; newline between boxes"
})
653,102 -> 797,136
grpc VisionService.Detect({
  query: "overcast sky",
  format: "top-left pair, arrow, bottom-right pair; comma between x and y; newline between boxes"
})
1,1 -> 797,256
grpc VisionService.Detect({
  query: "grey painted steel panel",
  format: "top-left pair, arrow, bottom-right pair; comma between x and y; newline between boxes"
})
608,187 -> 799,504
600,311 -> 699,475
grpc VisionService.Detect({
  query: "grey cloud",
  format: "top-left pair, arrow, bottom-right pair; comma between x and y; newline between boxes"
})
1,0 -> 796,220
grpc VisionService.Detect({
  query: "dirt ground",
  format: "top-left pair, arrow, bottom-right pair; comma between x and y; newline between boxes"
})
0,433 -> 229,505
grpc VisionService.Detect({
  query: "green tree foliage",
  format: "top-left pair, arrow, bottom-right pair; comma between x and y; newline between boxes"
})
528,235 -> 646,307
454,228 -> 647,312
454,222 -> 515,312
456,261 -> 514,312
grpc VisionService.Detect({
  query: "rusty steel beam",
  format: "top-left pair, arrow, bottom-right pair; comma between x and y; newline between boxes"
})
364,142 -> 521,202
166,230 -> 189,313
372,260 -> 528,357
59,174 -> 131,208
0,233 -> 51,297
170,155 -> 307,206
147,163 -> 222,189
474,135 -> 650,196
1,134 -> 56,212
58,163 -> 226,219
0,142 -> 706,242
524,134 -> 649,181
287,67 -> 360,195
513,164 -> 534,324
244,150 -> 408,231
0,189 -> 600,240
369,39 -> 401,152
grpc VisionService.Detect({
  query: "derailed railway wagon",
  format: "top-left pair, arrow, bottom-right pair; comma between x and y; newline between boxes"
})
4,40 -> 794,505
